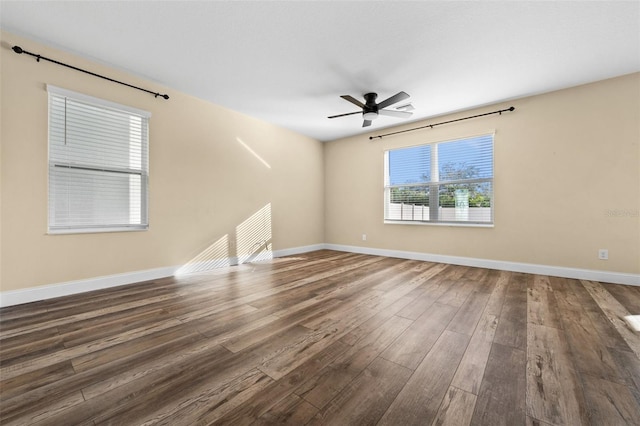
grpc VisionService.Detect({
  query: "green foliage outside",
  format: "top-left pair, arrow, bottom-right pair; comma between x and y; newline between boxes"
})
390,162 -> 491,208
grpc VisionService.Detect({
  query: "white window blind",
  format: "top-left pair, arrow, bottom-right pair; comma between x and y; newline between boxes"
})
48,85 -> 150,233
384,134 -> 494,225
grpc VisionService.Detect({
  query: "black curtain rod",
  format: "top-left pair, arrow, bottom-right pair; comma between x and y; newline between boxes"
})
12,45 -> 170,100
370,106 -> 515,140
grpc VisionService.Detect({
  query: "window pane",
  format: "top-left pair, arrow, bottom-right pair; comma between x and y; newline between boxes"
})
50,167 -> 139,227
438,181 -> 492,222
388,145 -> 430,185
438,135 -> 493,181
386,186 -> 430,221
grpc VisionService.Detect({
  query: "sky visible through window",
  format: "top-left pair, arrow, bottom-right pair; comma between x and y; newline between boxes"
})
388,135 -> 493,185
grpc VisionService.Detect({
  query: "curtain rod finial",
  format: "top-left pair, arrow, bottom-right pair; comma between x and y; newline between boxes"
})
12,46 -> 23,54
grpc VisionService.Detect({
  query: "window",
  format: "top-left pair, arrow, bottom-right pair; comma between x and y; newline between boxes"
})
384,134 -> 494,225
48,85 -> 150,233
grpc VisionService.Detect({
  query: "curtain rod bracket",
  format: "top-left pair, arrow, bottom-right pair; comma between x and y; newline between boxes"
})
11,45 -> 170,100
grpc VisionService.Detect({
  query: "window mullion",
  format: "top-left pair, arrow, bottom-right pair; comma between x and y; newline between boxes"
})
429,143 -> 439,221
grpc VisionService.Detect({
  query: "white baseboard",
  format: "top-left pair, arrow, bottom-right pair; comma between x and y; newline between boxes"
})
2,243 -> 637,308
273,244 -> 326,258
0,244 -> 328,308
0,266 -> 178,308
324,244 -> 640,286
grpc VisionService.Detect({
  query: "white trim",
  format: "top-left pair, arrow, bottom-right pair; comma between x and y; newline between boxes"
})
272,244 -> 326,258
324,244 -> 640,286
383,220 -> 494,228
0,244 -> 327,308
2,243 -> 638,308
0,266 -> 176,308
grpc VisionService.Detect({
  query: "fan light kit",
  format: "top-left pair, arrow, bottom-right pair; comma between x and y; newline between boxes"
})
363,111 -> 378,121
328,91 -> 413,127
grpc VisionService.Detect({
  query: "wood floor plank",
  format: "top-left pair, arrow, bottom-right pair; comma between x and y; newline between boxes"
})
80,332 -> 222,400
526,323 -> 589,425
472,268 -> 500,294
609,347 -> 640,404
1,317 -> 188,380
396,280 -> 448,320
339,294 -> 415,346
0,327 -> 62,358
565,278 -> 635,353
553,280 -> 631,386
493,272 -> 528,350
447,291 -> 491,336
378,330 -> 470,426
380,303 -> 458,370
581,279 -> 640,359
470,343 -> 526,426
450,311 -> 498,395
308,356 -> 412,426
295,314 -> 412,409
0,292 -> 179,339
582,374 -> 640,425
129,368 -> 273,426
448,268 -> 511,396
526,416 -> 555,426
432,386 -> 477,426
483,270 -> 511,316
1,251 -> 638,425
254,393 -> 319,425
45,343 -> 238,425
606,282 -> 640,314
0,360 -> 76,402
258,328 -> 349,381
527,275 -> 562,329
2,390 -> 85,426
213,339 -> 350,425
71,323 -> 198,373
0,332 -> 204,423
220,298 -> 343,353
436,279 -> 475,308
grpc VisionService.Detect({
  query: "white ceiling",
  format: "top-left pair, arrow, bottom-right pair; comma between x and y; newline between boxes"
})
1,1 -> 639,142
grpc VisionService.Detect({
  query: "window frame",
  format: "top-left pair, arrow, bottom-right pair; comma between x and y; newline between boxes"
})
383,133 -> 495,227
47,85 -> 151,234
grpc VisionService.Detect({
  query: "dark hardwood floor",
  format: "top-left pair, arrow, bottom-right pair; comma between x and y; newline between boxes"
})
1,250 -> 639,425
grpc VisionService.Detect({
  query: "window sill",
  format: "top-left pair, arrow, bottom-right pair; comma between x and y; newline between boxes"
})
384,220 -> 494,228
48,226 -> 148,235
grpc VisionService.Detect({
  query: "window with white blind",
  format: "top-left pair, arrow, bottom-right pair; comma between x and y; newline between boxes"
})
48,85 -> 150,233
384,134 -> 494,225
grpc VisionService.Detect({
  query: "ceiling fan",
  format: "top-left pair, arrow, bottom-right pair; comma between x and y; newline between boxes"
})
328,91 -> 413,127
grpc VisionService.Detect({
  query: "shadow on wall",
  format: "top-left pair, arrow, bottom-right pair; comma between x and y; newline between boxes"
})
176,203 -> 273,276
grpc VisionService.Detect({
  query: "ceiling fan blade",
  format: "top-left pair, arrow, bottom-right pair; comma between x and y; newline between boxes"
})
328,111 -> 362,119
377,91 -> 410,109
341,95 -> 365,108
379,109 -> 413,118
396,103 -> 415,111
362,120 -> 372,127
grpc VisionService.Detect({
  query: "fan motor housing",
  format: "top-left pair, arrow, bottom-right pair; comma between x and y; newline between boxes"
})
363,92 -> 379,116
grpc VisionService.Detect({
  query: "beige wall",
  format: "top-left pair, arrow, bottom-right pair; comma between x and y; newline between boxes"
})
0,32 -> 325,292
325,73 -> 640,274
1,31 -> 638,295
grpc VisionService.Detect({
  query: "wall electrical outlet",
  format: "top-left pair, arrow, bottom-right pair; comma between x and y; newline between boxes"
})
362,234 -> 367,241
598,249 -> 608,260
